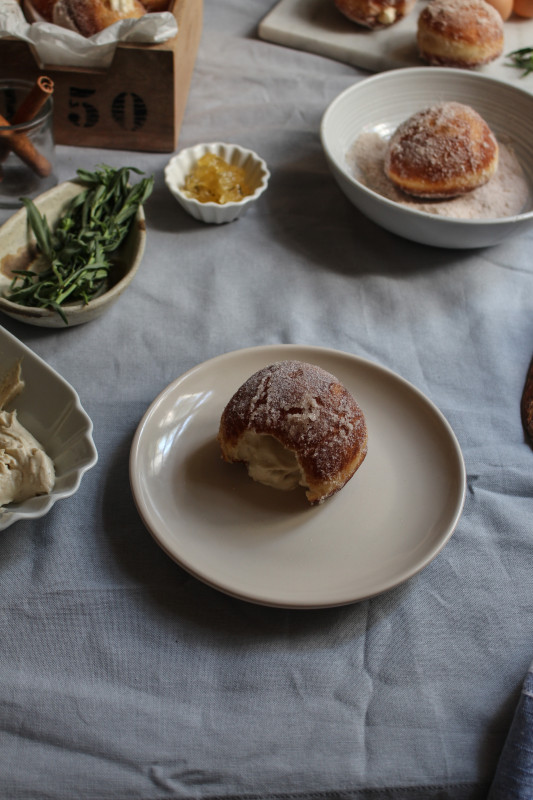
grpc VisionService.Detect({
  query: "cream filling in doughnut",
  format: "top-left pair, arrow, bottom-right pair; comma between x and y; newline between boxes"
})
231,430 -> 306,492
378,6 -> 397,23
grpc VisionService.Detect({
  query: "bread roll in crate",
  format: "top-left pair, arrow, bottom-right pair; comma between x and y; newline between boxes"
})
0,0 -> 202,152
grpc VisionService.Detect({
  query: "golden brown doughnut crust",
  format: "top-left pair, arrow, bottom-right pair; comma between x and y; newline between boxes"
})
417,0 -> 504,68
334,0 -> 415,28
218,360 -> 368,505
384,102 -> 499,199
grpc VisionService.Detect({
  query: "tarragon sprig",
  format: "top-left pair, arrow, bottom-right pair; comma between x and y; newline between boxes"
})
506,47 -> 533,77
8,165 -> 154,324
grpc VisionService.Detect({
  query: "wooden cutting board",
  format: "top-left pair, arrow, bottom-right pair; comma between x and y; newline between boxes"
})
258,0 -> 533,92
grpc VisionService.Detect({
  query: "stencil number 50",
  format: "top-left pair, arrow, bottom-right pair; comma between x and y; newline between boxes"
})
67,87 -> 148,131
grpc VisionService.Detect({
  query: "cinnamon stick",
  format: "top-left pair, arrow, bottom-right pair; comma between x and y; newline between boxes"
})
0,112 -> 52,177
11,76 -> 54,126
0,76 -> 54,166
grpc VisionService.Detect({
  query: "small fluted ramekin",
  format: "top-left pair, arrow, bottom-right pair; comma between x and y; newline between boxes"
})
164,142 -> 270,224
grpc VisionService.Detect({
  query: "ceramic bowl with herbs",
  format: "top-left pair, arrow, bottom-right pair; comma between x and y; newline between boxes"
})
320,68 -> 533,249
0,165 -> 152,327
164,142 -> 270,224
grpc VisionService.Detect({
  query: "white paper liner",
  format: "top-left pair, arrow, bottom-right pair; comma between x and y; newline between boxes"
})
0,0 -> 178,69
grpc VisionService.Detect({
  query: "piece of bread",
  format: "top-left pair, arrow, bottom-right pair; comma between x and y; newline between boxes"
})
218,360 -> 368,505
52,0 -> 146,36
384,102 -> 499,199
333,0 -> 415,28
417,0 -> 504,68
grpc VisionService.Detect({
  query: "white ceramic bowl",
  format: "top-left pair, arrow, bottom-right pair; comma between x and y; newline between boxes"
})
164,142 -> 270,224
0,179 -> 146,327
0,327 -> 98,530
320,68 -> 533,249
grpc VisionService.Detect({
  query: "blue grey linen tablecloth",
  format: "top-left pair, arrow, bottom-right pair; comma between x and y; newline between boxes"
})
1,1 -> 533,798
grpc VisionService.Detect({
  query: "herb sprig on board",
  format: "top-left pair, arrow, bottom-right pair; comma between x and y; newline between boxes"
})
9,165 -> 154,324
506,47 -> 533,77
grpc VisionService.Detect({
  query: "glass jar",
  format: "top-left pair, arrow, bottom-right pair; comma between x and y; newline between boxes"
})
0,79 -> 57,209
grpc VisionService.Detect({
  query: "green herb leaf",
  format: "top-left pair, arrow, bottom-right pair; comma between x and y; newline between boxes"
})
506,47 -> 533,77
10,165 -> 153,324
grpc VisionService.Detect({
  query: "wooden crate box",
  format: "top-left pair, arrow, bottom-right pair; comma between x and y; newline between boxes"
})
0,0 -> 203,152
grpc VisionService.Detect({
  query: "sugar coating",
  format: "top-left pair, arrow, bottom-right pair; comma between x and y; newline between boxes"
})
219,361 -> 367,484
420,0 -> 503,40
348,129 -> 528,218
385,102 -> 498,196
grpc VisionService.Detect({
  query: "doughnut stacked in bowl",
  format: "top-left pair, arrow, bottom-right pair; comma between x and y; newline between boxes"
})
320,67 -> 533,249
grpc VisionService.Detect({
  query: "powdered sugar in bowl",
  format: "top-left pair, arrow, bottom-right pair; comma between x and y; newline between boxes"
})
320,68 -> 533,249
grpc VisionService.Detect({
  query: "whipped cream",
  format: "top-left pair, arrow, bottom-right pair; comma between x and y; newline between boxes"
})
0,411 -> 55,505
0,362 -> 55,507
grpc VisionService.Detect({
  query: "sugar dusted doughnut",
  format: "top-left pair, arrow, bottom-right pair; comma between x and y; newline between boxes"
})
52,0 -> 146,36
333,0 -> 415,28
218,361 -> 368,505
384,102 -> 499,199
417,0 -> 504,68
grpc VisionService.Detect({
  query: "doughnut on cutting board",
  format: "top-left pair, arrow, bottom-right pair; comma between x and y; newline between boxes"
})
258,0 -> 533,92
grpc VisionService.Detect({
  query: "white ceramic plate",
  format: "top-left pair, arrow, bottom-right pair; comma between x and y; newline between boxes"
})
130,345 -> 466,608
0,326 -> 98,529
